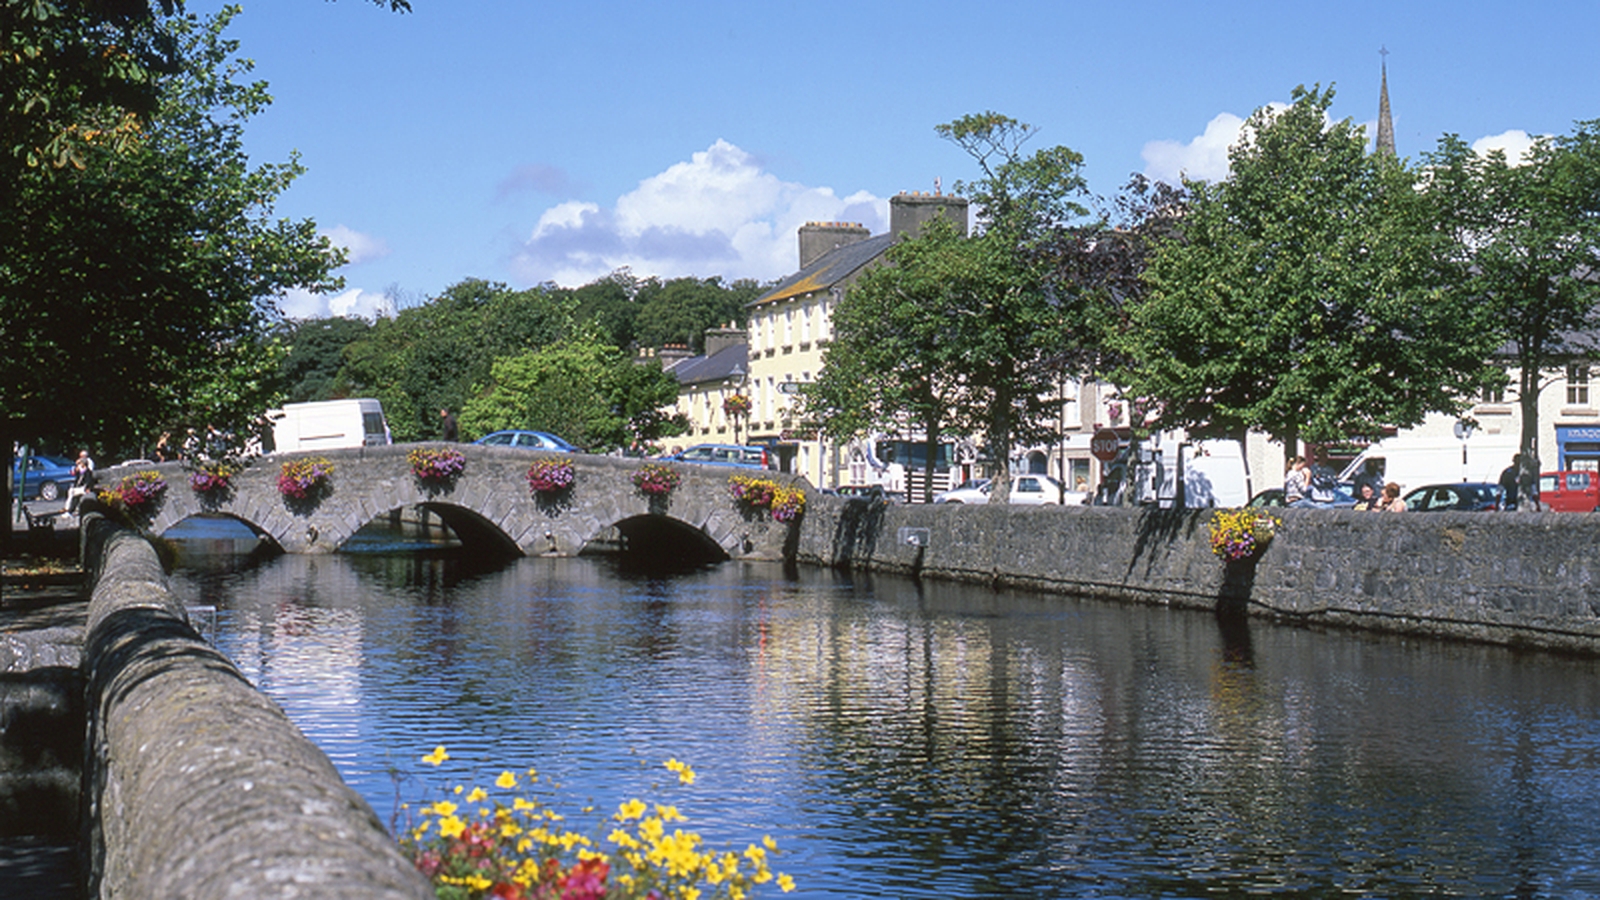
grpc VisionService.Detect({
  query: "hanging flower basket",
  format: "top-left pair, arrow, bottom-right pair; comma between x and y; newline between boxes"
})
632,462 -> 681,497
771,485 -> 806,523
189,460 -> 237,495
728,474 -> 806,523
526,458 -> 575,495
723,393 -> 752,417
1207,508 -> 1279,562
278,457 -> 334,499
408,446 -> 466,483
101,470 -> 167,512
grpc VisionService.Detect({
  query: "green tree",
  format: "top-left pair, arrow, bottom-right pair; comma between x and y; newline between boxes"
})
633,276 -> 760,353
806,216 -> 969,503
460,339 -> 685,453
2,8 -> 346,458
279,316 -> 375,402
1421,124 -> 1600,468
1114,86 -> 1498,453
933,112 -> 1092,500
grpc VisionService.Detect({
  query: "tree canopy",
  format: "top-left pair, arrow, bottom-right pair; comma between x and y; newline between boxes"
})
1111,85 -> 1500,453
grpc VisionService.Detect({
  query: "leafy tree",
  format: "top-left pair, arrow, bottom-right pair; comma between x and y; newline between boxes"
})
1420,124 -> 1600,467
806,216 -> 970,503
633,276 -> 761,353
279,317 -> 375,402
932,112 -> 1092,500
570,270 -> 641,349
1113,85 -> 1499,453
335,279 -> 577,440
2,8 -> 345,459
460,339 -> 685,453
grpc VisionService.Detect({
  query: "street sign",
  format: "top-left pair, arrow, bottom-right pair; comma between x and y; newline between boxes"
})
1091,428 -> 1121,462
777,381 -> 803,395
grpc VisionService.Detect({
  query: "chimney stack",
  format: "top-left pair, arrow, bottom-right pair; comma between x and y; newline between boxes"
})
797,221 -> 870,269
702,325 -> 747,359
889,191 -> 969,243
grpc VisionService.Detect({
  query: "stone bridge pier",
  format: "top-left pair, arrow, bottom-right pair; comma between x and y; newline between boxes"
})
102,446 -> 804,561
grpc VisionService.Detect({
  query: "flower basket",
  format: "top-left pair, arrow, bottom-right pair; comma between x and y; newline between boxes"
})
632,462 -> 681,497
723,393 -> 752,417
526,458 -> 575,495
408,446 -> 465,483
278,457 -> 334,500
1207,507 -> 1279,562
100,470 -> 167,513
189,461 -> 237,495
728,474 -> 806,523
771,485 -> 806,523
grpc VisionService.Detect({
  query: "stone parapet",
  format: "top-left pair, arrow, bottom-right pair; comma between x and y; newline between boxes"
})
795,499 -> 1600,655
79,514 -> 433,899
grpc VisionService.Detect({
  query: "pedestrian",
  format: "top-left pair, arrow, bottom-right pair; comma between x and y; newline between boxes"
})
1379,482 -> 1406,513
1352,482 -> 1380,511
1499,454 -> 1522,511
439,408 -> 459,442
66,449 -> 96,515
1283,456 -> 1310,506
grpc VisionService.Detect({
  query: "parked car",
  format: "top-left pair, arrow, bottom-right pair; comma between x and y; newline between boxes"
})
660,443 -> 770,469
11,454 -> 76,502
934,474 -> 1078,505
473,430 -> 581,452
1538,471 -> 1600,512
1403,482 -> 1505,512
1248,486 -> 1359,509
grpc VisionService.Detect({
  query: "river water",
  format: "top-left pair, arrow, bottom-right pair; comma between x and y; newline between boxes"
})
165,522 -> 1600,899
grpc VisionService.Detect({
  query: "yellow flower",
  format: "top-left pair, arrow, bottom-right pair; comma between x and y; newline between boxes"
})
656,804 -> 684,822
616,798 -> 647,821
496,770 -> 519,790
513,797 -> 536,812
778,873 -> 796,892
763,834 -> 777,851
663,758 -> 697,785
467,787 -> 487,803
421,745 -> 449,766
438,815 -> 466,839
426,801 -> 458,817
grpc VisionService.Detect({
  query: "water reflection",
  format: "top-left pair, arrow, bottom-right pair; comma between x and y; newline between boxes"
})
165,545 -> 1600,899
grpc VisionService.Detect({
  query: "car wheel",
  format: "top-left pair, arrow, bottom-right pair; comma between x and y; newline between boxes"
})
39,481 -> 60,501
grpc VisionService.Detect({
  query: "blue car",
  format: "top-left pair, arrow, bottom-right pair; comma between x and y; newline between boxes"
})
12,454 -> 77,501
472,430 -> 581,452
660,443 -> 770,468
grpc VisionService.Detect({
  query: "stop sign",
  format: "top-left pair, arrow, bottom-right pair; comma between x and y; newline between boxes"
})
1090,428 -> 1121,462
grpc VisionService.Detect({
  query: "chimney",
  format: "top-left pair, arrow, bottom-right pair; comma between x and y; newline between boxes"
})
890,191 -> 969,243
703,325 -> 747,359
657,343 -> 694,367
797,221 -> 870,269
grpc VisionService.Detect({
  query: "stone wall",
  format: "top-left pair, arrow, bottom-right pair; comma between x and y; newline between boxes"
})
795,499 -> 1600,655
79,514 -> 433,899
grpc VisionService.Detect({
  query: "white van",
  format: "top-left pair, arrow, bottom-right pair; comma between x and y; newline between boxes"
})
1103,435 -> 1252,508
266,399 -> 392,453
1336,433 -> 1518,493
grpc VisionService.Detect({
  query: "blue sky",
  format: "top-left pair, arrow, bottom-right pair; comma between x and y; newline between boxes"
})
186,0 -> 1600,319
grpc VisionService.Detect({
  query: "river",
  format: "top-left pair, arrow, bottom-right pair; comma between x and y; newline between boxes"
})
165,521 -> 1600,899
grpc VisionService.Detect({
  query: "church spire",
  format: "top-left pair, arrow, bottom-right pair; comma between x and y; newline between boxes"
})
1376,47 -> 1396,158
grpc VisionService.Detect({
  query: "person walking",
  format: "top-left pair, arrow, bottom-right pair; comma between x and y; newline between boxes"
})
1499,454 -> 1523,511
66,449 -> 96,516
439,408 -> 459,442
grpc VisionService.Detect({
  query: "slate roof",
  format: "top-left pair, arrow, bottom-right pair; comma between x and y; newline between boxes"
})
668,341 -> 748,387
751,233 -> 894,307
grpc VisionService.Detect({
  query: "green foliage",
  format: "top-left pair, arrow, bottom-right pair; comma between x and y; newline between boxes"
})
632,275 -> 760,353
1421,122 -> 1600,464
0,8 -> 345,457
279,317 -> 375,402
460,339 -> 686,454
1114,85 -> 1499,451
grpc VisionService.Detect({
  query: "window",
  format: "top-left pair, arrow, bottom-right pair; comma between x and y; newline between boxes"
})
1569,365 -> 1591,405
1480,384 -> 1505,404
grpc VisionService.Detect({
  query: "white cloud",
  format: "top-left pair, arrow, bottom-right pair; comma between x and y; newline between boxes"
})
277,287 -> 395,322
511,139 -> 888,287
322,225 -> 391,265
1472,129 -> 1538,165
1140,103 -> 1291,185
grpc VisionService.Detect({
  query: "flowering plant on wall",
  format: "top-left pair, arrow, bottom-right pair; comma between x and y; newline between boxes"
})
188,460 -> 237,495
632,462 -> 681,497
402,747 -> 795,899
723,393 -> 752,417
1207,508 -> 1279,562
408,446 -> 466,483
729,475 -> 806,523
526,458 -> 575,494
770,485 -> 806,523
277,457 -> 334,499
101,471 -> 167,511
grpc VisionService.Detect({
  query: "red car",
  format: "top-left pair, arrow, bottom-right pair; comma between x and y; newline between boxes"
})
1538,471 -> 1600,512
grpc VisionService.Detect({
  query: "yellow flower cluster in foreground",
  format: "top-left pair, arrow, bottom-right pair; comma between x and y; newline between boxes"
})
403,746 -> 794,900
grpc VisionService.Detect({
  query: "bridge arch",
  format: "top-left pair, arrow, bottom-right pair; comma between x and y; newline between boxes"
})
102,445 -> 802,561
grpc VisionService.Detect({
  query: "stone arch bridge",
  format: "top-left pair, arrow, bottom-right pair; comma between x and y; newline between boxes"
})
101,445 -> 805,562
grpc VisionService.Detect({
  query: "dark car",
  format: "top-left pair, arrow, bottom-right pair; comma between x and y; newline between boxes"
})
11,454 -> 76,501
1403,482 -> 1505,512
660,443 -> 770,469
1248,486 -> 1358,509
472,430 -> 581,452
